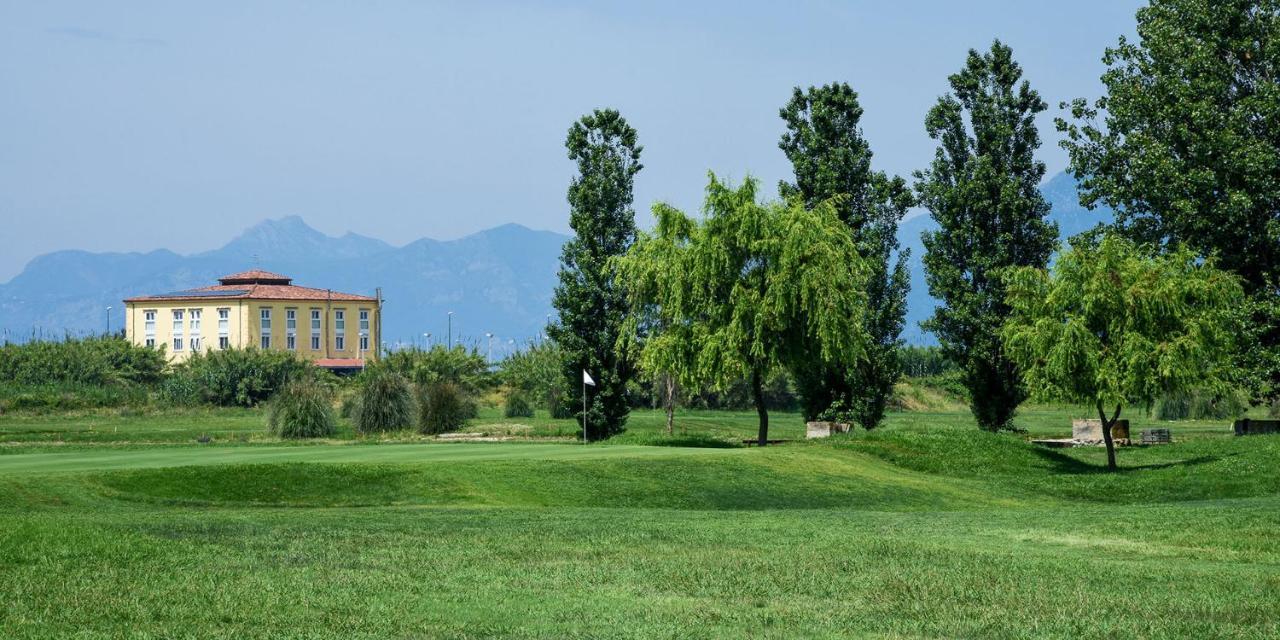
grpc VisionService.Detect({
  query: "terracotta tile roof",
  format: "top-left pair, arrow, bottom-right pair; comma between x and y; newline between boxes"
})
314,358 -> 369,369
218,269 -> 292,285
125,281 -> 378,303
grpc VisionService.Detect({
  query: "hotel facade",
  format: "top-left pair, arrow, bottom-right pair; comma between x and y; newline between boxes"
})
124,270 -> 381,370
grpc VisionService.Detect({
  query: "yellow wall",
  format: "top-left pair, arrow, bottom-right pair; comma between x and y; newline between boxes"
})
125,298 -> 379,364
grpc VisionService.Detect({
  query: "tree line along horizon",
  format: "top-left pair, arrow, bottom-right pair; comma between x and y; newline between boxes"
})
546,1 -> 1280,462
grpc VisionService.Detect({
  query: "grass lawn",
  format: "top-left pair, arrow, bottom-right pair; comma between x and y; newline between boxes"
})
0,404 -> 1277,637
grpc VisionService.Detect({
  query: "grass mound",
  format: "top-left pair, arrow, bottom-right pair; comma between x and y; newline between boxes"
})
86,447 -> 1010,511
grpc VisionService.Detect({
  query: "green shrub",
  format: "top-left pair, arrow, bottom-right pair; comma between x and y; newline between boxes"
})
1153,388 -> 1247,420
379,345 -> 495,394
352,370 -> 415,433
503,391 -> 535,418
162,348 -> 314,407
418,381 -> 473,434
0,336 -> 166,387
0,382 -> 150,414
267,381 -> 337,439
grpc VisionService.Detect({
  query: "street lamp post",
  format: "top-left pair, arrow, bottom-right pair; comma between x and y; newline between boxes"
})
106,306 -> 112,336
485,333 -> 494,365
447,312 -> 454,348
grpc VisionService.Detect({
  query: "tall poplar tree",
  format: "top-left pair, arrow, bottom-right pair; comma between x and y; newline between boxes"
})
547,109 -> 641,440
1058,0 -> 1280,402
779,83 -> 914,429
915,41 -> 1058,431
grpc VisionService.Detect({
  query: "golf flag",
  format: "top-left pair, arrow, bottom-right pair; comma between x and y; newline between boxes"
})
583,370 -> 596,386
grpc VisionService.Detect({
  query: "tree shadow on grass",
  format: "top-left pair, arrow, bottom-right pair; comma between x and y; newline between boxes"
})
1029,446 -> 1226,475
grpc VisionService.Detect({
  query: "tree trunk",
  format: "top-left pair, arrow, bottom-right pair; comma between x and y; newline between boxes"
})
662,373 -> 676,436
1096,400 -> 1122,470
752,367 -> 769,446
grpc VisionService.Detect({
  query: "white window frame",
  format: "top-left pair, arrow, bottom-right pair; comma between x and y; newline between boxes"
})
189,309 -> 202,352
260,308 -> 271,349
286,309 -> 297,351
172,309 -> 184,352
144,310 -> 157,348
334,309 -> 345,351
359,309 -> 370,351
217,305 -> 230,343
310,309 -> 322,351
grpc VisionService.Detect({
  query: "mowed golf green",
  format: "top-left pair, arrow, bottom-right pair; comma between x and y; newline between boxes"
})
1,408 -> 1278,638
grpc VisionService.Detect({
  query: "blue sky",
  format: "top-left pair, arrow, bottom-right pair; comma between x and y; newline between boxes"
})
0,1 -> 1142,281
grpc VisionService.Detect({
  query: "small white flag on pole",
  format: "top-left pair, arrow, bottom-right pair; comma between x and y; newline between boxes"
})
581,370 -> 595,444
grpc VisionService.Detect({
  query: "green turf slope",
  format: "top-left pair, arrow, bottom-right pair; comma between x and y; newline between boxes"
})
0,430 -> 1277,638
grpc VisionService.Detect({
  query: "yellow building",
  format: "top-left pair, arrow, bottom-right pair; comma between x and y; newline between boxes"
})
124,270 -> 381,371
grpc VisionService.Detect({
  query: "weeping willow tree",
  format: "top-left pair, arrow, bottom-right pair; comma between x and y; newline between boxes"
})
616,173 -> 871,445
1002,234 -> 1244,469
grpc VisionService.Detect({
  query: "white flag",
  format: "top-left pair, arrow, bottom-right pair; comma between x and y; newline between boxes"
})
583,370 -> 596,386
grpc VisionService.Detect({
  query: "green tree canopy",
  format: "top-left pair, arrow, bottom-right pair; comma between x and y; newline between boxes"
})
778,83 -> 914,428
1058,0 -> 1280,401
1002,234 -> 1244,469
915,40 -> 1058,431
617,173 -> 870,445
548,109 -> 642,441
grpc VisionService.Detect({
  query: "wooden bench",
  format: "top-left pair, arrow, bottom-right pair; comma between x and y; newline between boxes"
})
1233,419 -> 1280,436
1141,428 -> 1172,445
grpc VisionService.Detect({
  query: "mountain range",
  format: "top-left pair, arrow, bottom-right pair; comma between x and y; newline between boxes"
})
0,171 -> 1111,349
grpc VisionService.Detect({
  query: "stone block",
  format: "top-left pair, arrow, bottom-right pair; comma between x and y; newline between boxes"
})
806,421 -> 851,439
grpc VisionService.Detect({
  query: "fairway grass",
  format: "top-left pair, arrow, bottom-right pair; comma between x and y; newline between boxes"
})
0,410 -> 1277,638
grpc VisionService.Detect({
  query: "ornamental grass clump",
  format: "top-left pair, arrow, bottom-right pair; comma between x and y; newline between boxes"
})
503,391 -> 534,419
266,380 -> 337,439
352,369 -> 416,434
418,381 -> 474,434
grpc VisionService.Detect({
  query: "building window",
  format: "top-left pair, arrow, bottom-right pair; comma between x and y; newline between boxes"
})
144,310 -> 156,348
286,309 -> 297,351
260,308 -> 271,349
310,309 -> 321,350
172,309 -> 184,351
334,310 -> 345,351
189,309 -> 202,352
359,309 -> 370,351
217,308 -> 229,347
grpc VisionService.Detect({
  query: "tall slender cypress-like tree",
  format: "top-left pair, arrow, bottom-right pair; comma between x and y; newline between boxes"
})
914,41 -> 1058,431
547,109 -> 642,440
779,83 -> 914,429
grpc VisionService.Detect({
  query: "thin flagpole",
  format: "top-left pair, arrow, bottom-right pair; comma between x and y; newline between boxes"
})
582,375 -> 587,445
